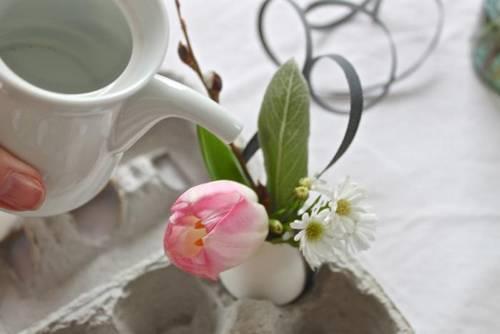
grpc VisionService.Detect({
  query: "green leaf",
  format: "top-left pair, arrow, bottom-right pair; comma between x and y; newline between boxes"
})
197,127 -> 251,186
258,59 -> 310,212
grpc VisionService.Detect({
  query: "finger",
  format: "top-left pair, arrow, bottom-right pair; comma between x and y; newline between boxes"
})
0,148 -> 45,211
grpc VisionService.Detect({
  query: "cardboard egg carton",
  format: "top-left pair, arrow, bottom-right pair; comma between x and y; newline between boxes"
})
0,104 -> 413,334
20,253 -> 414,334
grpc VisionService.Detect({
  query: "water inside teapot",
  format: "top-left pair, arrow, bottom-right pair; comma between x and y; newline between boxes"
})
0,0 -> 133,95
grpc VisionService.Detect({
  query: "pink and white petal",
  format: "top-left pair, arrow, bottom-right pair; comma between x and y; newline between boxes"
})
203,200 -> 268,271
169,250 -> 219,280
191,192 -> 241,232
207,199 -> 267,237
185,181 -> 257,204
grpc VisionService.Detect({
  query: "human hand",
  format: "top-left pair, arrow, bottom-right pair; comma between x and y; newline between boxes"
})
0,147 -> 45,212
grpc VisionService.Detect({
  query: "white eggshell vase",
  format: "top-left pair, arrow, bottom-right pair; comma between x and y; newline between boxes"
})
220,242 -> 307,305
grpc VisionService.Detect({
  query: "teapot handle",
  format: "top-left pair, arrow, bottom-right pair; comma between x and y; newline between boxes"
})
109,75 -> 242,153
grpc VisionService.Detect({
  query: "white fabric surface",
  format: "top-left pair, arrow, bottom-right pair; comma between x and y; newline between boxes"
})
162,0 -> 499,332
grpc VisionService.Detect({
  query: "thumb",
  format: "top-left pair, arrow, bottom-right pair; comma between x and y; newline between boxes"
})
0,148 -> 45,212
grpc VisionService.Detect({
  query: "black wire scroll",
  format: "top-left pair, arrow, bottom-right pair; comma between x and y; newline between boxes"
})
243,0 -> 444,176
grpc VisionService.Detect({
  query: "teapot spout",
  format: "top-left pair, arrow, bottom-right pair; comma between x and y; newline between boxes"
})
109,75 -> 242,153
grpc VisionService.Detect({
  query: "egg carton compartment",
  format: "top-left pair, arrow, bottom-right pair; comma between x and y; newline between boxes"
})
22,252 -> 413,334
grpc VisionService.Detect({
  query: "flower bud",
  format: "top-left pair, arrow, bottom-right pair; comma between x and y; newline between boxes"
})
203,71 -> 223,92
299,177 -> 312,189
178,42 -> 193,67
294,186 -> 309,200
269,219 -> 284,235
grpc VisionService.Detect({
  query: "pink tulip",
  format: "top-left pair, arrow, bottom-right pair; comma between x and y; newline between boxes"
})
164,181 -> 268,280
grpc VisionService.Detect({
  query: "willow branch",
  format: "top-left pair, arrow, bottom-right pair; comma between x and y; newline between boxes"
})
174,0 -> 258,190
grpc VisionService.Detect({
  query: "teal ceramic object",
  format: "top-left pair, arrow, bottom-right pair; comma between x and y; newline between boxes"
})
473,0 -> 500,93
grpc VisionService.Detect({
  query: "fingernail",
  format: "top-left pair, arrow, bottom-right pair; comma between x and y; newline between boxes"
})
0,172 -> 45,211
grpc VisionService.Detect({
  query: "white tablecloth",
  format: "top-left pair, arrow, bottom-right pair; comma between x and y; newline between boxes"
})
162,0 -> 499,332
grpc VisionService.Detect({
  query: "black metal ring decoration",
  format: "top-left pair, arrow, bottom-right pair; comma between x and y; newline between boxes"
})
258,0 -> 444,112
305,1 -> 398,110
244,0 -> 444,175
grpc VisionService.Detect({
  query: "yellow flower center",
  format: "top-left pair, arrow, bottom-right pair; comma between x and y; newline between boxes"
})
306,220 -> 324,242
336,199 -> 351,216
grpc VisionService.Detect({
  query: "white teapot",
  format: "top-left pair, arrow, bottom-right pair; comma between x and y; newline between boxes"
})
0,0 -> 242,216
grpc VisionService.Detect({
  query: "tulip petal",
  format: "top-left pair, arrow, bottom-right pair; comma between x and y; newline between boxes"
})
204,199 -> 268,269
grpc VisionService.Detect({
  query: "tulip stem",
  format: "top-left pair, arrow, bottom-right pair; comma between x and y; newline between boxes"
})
174,0 -> 271,210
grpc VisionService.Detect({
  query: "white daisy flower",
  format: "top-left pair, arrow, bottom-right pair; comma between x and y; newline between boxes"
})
290,208 -> 341,270
330,177 -> 377,253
